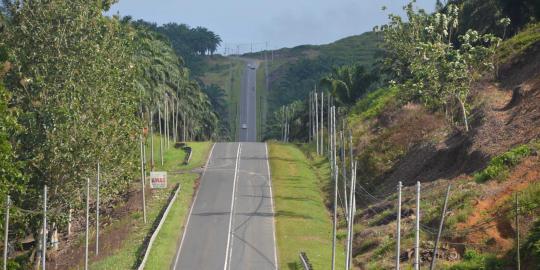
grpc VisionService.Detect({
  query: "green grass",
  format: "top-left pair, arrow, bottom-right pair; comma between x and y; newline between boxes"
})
350,86 -> 398,121
444,250 -> 504,270
143,173 -> 198,269
88,140 -> 212,269
269,142 -> 345,269
497,22 -> 540,63
474,141 -> 538,182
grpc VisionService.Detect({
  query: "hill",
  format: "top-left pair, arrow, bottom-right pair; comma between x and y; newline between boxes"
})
199,31 -> 381,140
254,32 -> 381,132
342,23 -> 540,269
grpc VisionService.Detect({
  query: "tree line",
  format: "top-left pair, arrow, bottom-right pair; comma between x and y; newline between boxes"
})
134,20 -> 222,77
0,0 -> 219,268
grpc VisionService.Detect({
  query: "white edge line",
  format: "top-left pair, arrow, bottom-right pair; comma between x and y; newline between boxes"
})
265,142 -> 279,269
138,184 -> 181,270
173,142 -> 216,269
224,143 -> 242,270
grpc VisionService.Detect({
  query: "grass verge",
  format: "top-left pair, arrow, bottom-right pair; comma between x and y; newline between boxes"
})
89,140 -> 212,269
269,142 -> 345,269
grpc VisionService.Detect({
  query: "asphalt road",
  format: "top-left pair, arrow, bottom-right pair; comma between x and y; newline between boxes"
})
239,60 -> 258,142
173,142 -> 277,270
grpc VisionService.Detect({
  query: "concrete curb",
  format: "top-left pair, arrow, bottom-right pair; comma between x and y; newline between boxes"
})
137,184 -> 181,270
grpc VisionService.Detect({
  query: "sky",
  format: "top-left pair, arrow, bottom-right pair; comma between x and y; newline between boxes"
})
108,0 -> 435,53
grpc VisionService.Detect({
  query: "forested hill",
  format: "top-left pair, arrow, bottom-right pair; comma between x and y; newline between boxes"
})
246,31 -> 382,139
262,31 -> 380,111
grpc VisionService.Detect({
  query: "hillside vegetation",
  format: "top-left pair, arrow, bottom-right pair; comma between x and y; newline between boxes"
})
0,1 -> 221,268
269,0 -> 540,268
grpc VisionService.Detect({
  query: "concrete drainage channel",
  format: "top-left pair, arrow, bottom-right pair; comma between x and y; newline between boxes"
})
137,184 -> 181,270
299,252 -> 313,270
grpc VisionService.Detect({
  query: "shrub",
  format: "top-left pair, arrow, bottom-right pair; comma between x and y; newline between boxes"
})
351,86 -> 398,120
449,250 -> 503,270
523,218 -> 540,268
474,144 -> 533,182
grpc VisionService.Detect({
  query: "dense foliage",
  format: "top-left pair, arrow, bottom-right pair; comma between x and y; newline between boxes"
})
445,0 -> 539,39
134,20 -> 222,77
320,65 -> 379,106
0,0 -> 220,266
379,2 -> 501,131
265,32 -> 382,124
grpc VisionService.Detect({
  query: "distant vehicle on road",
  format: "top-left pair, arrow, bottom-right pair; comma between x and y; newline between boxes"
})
248,64 -> 256,70
242,123 -> 247,129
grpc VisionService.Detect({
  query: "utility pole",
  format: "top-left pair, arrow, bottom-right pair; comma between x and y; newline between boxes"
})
315,91 -> 319,155
515,193 -> 521,270
85,179 -> 89,270
42,185 -> 47,270
414,181 -> 421,270
396,182 -> 402,270
95,162 -> 100,255
4,196 -> 9,270
430,184 -> 451,270
140,134 -> 147,224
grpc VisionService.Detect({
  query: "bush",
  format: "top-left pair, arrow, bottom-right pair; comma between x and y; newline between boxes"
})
523,218 -> 540,268
449,250 -> 503,270
351,86 -> 398,120
474,144 -> 533,182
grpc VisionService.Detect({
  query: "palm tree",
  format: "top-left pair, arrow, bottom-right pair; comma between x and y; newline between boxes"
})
320,65 -> 378,106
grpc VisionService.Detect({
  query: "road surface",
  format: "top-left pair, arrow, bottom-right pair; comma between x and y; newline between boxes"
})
239,60 -> 258,142
173,142 -> 277,270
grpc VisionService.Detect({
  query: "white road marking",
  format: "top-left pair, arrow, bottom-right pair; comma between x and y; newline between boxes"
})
173,143 -> 216,269
265,143 -> 279,269
224,143 -> 242,270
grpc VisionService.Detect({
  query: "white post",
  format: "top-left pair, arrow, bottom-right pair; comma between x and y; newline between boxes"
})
430,184 -> 451,270
309,92 -> 312,142
3,196 -> 9,270
158,104 -> 163,166
327,96 -> 331,156
85,179 -> 89,270
331,106 -> 337,270
320,92 -> 324,156
140,135 -> 147,224
150,110 -> 155,171
345,160 -> 355,270
315,92 -> 319,155
42,185 -> 47,270
346,161 -> 357,269
166,98 -> 170,148
341,131 -> 348,219
95,162 -> 100,255
67,209 -> 72,236
396,181 -> 402,270
414,181 -> 421,270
